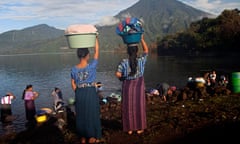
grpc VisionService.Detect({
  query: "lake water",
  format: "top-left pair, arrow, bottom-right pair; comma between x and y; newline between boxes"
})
0,52 -> 239,135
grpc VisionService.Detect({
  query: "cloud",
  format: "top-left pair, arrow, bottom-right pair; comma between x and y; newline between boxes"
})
96,16 -> 120,26
1,0 -> 239,33
0,0 -> 139,22
1,0 -> 240,22
0,0 -> 140,32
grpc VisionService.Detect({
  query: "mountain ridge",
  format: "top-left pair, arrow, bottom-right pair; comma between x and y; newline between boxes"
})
0,0 -> 214,54
98,0 -> 214,49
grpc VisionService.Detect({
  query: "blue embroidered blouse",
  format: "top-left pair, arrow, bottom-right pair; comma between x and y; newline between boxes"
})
116,53 -> 148,80
71,59 -> 98,85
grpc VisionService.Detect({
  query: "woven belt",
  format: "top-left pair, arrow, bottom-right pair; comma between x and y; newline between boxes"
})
77,82 -> 96,88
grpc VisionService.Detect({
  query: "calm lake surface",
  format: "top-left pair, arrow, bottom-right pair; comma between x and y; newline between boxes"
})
0,52 -> 239,135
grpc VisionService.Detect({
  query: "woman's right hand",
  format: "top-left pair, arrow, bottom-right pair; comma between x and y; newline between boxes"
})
33,91 -> 39,99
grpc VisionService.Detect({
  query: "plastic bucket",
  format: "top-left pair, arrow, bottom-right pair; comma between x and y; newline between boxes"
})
121,32 -> 142,44
36,115 -> 47,123
232,72 -> 240,93
65,33 -> 96,49
35,110 -> 47,123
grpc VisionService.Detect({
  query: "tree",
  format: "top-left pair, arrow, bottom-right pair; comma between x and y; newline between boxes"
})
157,9 -> 240,56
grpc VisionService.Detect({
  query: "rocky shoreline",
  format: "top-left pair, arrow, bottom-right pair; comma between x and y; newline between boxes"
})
1,86 -> 240,144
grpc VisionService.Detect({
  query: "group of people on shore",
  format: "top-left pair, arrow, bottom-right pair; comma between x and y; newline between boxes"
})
1,85 -> 64,126
0,34 -> 149,144
190,70 -> 229,95
0,84 -> 39,124
145,69 -> 231,104
1,30 -> 233,144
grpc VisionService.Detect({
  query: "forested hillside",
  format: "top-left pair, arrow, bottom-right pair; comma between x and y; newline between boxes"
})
157,9 -> 240,56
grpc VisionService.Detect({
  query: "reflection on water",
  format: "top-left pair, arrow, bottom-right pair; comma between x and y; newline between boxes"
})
0,52 -> 239,135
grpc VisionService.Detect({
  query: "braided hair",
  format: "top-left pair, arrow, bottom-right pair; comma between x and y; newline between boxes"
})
127,45 -> 138,76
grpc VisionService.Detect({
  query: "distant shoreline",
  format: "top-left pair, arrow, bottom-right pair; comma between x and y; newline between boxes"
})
0,50 -> 119,57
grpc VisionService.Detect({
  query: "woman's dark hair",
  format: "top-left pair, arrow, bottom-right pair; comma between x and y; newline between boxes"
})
26,84 -> 33,89
77,48 -> 89,59
22,84 -> 32,99
127,45 -> 138,76
54,87 -> 63,99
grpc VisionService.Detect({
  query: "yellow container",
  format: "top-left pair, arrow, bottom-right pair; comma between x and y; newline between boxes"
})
35,114 -> 47,123
65,33 -> 96,49
35,109 -> 48,123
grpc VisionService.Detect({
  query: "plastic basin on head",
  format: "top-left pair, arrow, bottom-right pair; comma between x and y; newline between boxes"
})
121,32 -> 142,44
65,33 -> 96,49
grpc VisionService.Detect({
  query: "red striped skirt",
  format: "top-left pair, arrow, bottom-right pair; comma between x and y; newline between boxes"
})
121,76 -> 147,132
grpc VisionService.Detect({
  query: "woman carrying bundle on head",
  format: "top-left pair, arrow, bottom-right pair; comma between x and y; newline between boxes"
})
115,34 -> 149,135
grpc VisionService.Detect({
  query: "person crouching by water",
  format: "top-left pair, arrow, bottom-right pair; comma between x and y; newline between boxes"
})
1,92 -> 16,123
156,82 -> 176,102
115,35 -> 149,135
51,87 -> 64,113
70,37 -> 102,143
22,84 -> 39,123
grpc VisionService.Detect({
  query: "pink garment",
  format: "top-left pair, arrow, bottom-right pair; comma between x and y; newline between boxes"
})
65,24 -> 97,34
24,91 -> 34,100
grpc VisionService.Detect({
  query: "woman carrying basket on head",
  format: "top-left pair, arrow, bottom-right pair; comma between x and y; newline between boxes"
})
115,35 -> 149,135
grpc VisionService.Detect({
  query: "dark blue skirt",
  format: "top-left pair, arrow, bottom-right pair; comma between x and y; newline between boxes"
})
75,86 -> 102,139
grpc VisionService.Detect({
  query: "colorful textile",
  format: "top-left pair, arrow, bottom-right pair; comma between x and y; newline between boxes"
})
75,87 -> 102,139
121,76 -> 147,132
116,17 -> 144,36
116,53 -> 148,80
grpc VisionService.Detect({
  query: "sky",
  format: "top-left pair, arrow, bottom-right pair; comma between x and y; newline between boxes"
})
0,0 -> 240,33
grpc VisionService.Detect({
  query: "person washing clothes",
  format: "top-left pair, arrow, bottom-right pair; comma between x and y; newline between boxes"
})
22,84 -> 39,123
1,92 -> 16,123
156,82 -> 176,102
51,87 -> 64,112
